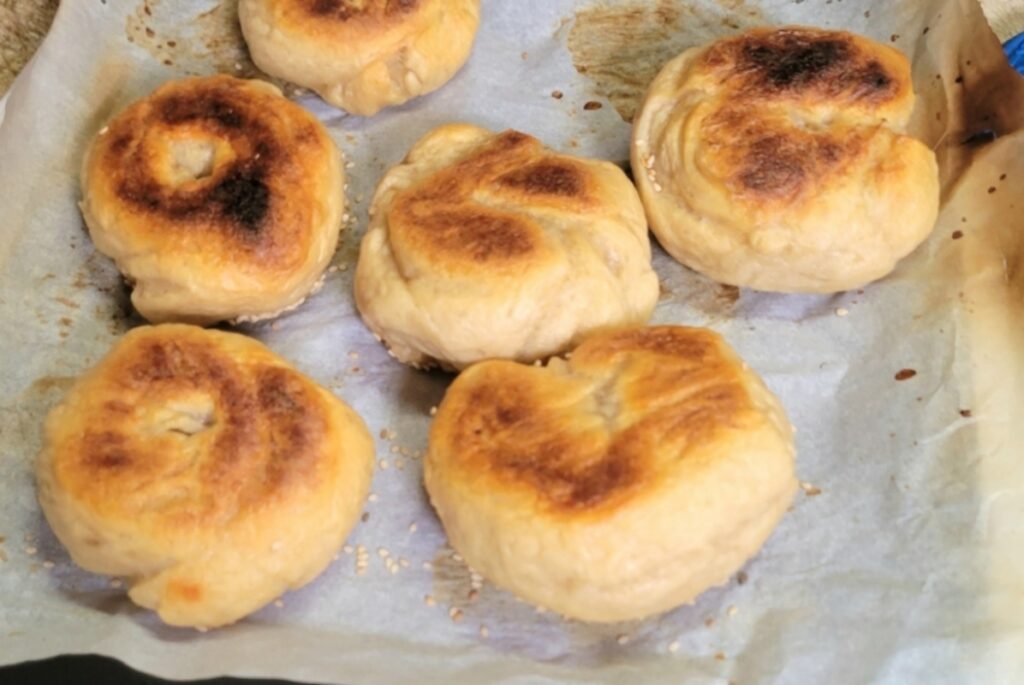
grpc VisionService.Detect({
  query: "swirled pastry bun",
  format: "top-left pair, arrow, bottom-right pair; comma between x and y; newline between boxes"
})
80,76 -> 344,325
36,325 -> 374,629
239,0 -> 480,116
424,326 -> 797,623
354,124 -> 659,370
632,26 -> 940,293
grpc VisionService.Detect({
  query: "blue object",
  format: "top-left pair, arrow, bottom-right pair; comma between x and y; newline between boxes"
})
1005,32 -> 1024,75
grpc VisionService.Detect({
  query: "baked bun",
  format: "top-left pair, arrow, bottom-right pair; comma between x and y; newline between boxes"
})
632,26 -> 940,293
424,325 -> 796,623
36,324 -> 373,628
354,124 -> 659,370
80,75 -> 344,325
239,0 -> 480,116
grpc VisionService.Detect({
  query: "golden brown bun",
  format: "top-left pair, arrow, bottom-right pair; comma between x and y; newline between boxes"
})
36,325 -> 373,628
239,0 -> 480,116
80,76 -> 344,325
354,124 -> 659,370
424,325 -> 796,622
632,26 -> 940,293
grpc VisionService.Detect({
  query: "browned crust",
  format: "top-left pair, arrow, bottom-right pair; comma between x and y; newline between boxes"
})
89,76 -> 331,273
688,27 -> 911,203
434,326 -> 758,517
305,0 -> 419,22
52,329 -> 330,527
388,130 -> 594,270
701,28 -> 900,104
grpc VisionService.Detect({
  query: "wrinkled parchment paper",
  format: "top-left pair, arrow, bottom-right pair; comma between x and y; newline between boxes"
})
1,0 -> 1023,682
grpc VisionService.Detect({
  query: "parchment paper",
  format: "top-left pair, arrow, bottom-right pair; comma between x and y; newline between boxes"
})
1,1 -> 1023,683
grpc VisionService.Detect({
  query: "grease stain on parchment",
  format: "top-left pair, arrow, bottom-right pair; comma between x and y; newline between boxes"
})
125,0 -> 289,90
567,0 -> 762,121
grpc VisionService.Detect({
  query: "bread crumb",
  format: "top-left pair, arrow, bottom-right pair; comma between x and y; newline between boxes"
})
467,589 -> 479,602
704,616 -> 715,627
449,607 -> 463,622
715,652 -> 726,661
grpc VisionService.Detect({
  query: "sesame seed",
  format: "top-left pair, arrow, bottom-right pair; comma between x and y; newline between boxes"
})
396,458 -> 405,470
379,459 -> 389,470
328,265 -> 338,273
42,561 -> 54,569
635,138 -> 645,147
377,547 -> 389,558
449,607 -> 463,622
343,545 -> 353,554
197,626 -> 209,633
424,594 -> 436,606
422,561 -> 432,571
389,564 -> 398,575
668,640 -> 680,653
467,589 -> 479,602
25,546 -> 37,555
801,481 -> 814,491
653,182 -> 663,192
274,599 -> 284,608
408,523 -> 418,533
480,625 -> 489,638
390,445 -> 400,454
727,605 -> 738,617
836,307 -> 849,317
110,579 -> 123,589
399,557 -> 410,568
452,552 -> 463,562
99,126 -> 109,135
234,62 -> 242,71
429,406 -> 437,416
646,155 -> 655,168
339,263 -> 348,271
345,161 -> 355,169
535,606 -> 547,614
617,634 -> 630,645
340,213 -> 350,223
368,493 -> 379,502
